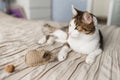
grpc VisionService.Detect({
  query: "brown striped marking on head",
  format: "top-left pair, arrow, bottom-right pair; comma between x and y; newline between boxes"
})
71,7 -> 95,34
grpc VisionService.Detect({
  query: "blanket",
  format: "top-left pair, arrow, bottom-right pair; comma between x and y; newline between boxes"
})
0,12 -> 120,80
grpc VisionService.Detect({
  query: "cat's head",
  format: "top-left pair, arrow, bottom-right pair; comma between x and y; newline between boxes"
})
68,6 -> 97,38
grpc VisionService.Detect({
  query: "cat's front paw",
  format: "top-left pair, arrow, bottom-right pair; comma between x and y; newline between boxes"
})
85,56 -> 95,64
38,36 -> 47,44
57,52 -> 67,61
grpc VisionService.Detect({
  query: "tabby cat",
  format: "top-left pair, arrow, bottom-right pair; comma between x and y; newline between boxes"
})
38,6 -> 103,64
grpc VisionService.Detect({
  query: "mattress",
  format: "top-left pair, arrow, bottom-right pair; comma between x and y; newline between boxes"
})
0,12 -> 120,80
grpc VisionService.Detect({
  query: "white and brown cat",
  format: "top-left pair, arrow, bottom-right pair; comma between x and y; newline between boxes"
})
38,6 -> 103,64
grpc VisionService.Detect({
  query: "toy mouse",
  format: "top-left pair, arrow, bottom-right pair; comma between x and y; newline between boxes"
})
25,49 -> 56,67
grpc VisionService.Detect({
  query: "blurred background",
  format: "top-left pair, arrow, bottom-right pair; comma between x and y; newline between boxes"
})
0,0 -> 120,26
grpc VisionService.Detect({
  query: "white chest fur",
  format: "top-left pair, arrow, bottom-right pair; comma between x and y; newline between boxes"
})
67,30 -> 100,54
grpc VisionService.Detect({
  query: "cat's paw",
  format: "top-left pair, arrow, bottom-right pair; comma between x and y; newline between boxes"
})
46,37 -> 55,45
46,40 -> 54,45
57,51 -> 67,61
85,56 -> 95,64
38,36 -> 46,44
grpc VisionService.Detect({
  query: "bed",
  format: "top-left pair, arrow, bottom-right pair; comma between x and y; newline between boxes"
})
0,12 -> 120,80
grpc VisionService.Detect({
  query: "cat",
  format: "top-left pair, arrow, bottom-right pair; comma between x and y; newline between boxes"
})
38,6 -> 103,64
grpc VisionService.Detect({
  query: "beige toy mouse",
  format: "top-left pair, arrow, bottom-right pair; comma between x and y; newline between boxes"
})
25,49 -> 56,67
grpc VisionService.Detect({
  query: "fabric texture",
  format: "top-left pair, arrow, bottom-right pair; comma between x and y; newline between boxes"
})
0,12 -> 120,80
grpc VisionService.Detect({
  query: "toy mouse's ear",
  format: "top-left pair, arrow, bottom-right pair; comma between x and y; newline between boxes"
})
72,5 -> 79,16
43,51 -> 50,60
83,12 -> 93,24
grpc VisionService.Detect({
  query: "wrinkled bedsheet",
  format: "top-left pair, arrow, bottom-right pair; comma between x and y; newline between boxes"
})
0,12 -> 120,80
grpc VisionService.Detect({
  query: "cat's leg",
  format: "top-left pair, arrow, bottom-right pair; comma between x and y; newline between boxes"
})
46,35 -> 56,45
38,29 -> 67,45
52,30 -> 67,43
86,49 -> 102,64
58,43 -> 71,61
38,35 -> 56,45
38,35 -> 47,44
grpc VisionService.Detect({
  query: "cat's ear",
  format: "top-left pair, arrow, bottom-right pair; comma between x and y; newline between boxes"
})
72,5 -> 78,16
82,12 -> 93,24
